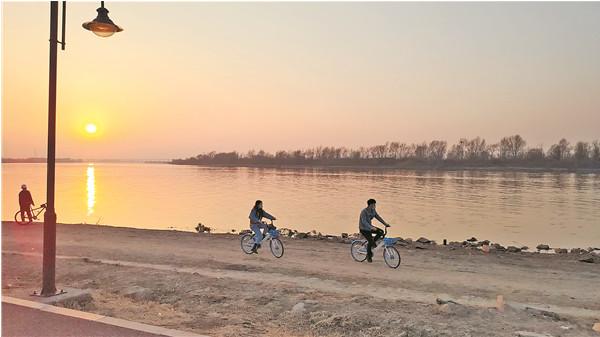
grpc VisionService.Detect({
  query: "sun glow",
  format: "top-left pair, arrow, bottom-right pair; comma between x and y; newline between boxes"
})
85,123 -> 97,134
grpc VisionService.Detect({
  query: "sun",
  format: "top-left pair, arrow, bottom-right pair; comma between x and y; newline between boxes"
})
85,123 -> 97,134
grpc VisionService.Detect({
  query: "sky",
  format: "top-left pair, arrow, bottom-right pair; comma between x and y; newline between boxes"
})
2,2 -> 600,160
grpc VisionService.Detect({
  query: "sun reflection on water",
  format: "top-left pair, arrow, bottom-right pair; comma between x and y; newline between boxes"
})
86,164 -> 95,216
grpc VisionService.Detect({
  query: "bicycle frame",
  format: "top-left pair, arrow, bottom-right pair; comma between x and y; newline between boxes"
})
354,227 -> 396,254
32,205 -> 46,218
255,220 -> 278,245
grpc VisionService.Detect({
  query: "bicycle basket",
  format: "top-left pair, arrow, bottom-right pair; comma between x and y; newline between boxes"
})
269,229 -> 280,238
383,238 -> 398,247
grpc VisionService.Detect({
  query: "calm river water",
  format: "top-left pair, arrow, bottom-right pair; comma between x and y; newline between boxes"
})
2,163 -> 599,248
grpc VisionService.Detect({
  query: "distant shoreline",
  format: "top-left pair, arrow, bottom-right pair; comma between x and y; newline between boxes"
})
2,158 -> 83,163
4,159 -> 600,173
168,162 -> 600,173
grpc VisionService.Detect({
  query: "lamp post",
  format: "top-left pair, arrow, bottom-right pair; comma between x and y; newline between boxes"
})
41,0 -> 122,297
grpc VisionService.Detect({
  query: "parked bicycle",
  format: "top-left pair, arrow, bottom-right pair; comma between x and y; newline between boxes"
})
240,220 -> 284,258
14,203 -> 47,225
350,226 -> 401,268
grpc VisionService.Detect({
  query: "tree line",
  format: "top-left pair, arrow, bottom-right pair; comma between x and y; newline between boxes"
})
171,135 -> 600,169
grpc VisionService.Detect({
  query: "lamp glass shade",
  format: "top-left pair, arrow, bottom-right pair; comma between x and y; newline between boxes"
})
82,6 -> 123,38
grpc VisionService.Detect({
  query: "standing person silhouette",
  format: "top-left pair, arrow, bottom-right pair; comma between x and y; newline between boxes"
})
359,199 -> 390,262
18,184 -> 35,224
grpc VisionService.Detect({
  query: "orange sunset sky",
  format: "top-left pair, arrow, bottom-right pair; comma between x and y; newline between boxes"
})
2,2 -> 600,160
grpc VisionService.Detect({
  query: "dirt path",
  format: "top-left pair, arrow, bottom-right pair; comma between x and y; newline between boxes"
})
3,222 -> 600,337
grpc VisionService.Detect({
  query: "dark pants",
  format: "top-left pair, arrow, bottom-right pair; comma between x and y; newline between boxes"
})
360,228 -> 384,258
20,207 -> 33,223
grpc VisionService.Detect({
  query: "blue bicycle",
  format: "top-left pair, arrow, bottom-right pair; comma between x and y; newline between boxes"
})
240,220 -> 284,258
350,226 -> 401,268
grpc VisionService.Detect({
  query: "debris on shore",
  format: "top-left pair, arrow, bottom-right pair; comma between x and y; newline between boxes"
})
195,223 -> 599,262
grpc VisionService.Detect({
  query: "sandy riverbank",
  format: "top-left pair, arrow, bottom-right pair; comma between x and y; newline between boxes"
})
2,222 -> 600,337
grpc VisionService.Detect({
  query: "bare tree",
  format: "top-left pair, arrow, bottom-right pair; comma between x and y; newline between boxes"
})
592,141 -> 600,161
526,148 -> 545,161
466,137 -> 487,160
447,138 -> 467,160
414,143 -> 428,159
500,135 -> 526,159
548,138 -> 571,160
427,140 -> 447,161
389,142 -> 400,159
574,142 -> 590,161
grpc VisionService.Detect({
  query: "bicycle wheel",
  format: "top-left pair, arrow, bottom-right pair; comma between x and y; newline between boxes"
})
351,240 -> 368,262
270,238 -> 284,258
383,246 -> 401,269
240,234 -> 256,254
14,211 -> 30,225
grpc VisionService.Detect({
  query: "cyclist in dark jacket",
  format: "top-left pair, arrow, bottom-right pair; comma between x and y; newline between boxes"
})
248,200 -> 276,253
359,198 -> 390,262
19,184 -> 35,223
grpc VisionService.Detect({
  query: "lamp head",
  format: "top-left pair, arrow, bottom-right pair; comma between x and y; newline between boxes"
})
82,2 -> 123,37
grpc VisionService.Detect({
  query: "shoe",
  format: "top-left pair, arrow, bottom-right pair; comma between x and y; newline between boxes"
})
366,256 -> 373,263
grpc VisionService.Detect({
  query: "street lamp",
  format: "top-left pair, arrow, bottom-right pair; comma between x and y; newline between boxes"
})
83,1 -> 123,37
40,1 -> 122,297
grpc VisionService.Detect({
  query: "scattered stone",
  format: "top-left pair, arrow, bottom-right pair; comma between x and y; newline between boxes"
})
121,286 -> 154,302
239,229 -> 251,235
520,246 -> 529,251
341,233 -> 349,239
395,239 -> 409,247
525,307 -> 561,321
507,246 -> 521,253
491,243 -> 506,252
536,244 -> 550,251
479,240 -> 490,245
579,255 -> 598,263
592,322 -> 600,333
416,237 -> 431,244
195,223 -> 211,233
291,302 -> 306,314
467,237 -> 477,242
515,332 -> 553,337
496,295 -> 505,312
415,244 -> 428,250
554,248 -> 568,254
435,298 -> 470,316
570,248 -> 584,254
436,298 -> 459,305
295,232 -> 309,239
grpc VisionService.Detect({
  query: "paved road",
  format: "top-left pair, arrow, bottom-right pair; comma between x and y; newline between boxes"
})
2,303 -> 166,337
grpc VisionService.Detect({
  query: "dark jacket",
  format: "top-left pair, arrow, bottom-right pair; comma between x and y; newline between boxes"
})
359,207 -> 385,231
249,208 -> 275,225
19,190 -> 34,209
